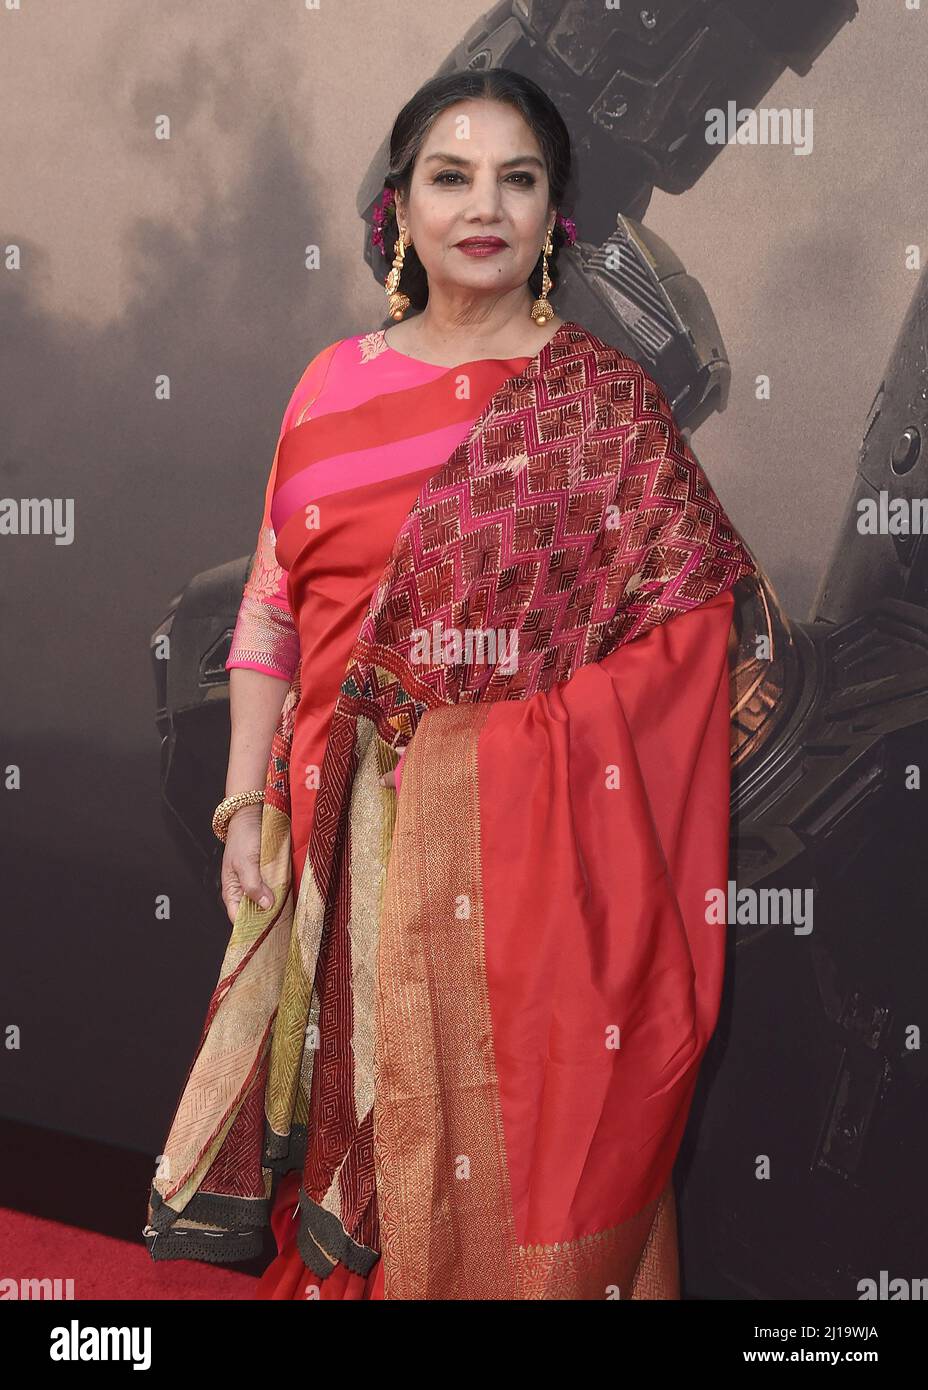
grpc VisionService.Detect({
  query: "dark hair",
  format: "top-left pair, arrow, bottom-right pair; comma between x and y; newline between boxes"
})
375,68 -> 575,313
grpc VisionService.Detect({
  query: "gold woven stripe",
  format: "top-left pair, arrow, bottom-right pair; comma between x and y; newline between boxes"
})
265,820 -> 327,1135
348,722 -> 398,1126
629,1185 -> 680,1300
374,702 -> 520,1299
516,1185 -> 679,1300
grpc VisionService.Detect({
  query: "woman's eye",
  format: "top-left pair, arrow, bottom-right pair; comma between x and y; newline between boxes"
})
433,171 -> 536,186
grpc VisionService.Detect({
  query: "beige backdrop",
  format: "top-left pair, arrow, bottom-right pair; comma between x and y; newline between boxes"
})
1,0 -> 925,1150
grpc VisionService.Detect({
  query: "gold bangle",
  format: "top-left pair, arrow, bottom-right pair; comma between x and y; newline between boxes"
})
212,789 -> 265,843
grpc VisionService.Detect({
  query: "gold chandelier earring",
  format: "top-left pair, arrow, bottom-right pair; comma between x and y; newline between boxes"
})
530,224 -> 556,325
386,226 -> 411,321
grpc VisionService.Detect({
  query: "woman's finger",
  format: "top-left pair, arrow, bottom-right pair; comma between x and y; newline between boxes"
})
223,881 -> 243,924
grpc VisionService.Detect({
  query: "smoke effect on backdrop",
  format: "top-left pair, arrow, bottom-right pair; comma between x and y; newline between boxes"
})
3,0 -> 928,1307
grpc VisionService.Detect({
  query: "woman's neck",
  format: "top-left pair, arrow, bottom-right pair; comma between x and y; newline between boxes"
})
385,296 -> 564,367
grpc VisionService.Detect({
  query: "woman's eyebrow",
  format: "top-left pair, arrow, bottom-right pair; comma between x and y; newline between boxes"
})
421,152 -> 545,171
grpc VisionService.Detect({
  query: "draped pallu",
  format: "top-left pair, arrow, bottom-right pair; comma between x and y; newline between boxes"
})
145,323 -> 757,1299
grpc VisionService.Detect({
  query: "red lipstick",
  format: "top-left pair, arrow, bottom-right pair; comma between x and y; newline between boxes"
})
454,237 -> 508,257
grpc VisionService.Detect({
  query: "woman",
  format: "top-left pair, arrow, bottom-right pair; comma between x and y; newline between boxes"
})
144,68 -> 757,1300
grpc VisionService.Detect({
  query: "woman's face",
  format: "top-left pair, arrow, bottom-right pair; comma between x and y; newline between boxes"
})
395,98 -> 555,303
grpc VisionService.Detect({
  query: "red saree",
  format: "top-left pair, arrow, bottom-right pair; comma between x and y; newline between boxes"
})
145,320 -> 757,1299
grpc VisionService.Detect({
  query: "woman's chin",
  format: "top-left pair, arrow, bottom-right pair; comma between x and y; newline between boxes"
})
441,265 -> 524,294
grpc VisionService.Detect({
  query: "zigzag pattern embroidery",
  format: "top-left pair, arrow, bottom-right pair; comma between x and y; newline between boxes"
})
337,321 -> 755,742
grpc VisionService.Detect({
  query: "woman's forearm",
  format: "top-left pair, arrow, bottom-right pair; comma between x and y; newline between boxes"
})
225,667 -> 291,796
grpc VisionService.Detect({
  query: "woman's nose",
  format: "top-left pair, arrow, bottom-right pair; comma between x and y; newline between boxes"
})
462,177 -> 505,221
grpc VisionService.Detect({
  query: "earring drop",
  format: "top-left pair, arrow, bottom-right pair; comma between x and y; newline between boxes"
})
386,227 -> 411,321
530,225 -> 556,325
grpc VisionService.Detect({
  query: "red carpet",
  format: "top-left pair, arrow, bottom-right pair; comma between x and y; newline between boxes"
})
0,1206 -> 258,1300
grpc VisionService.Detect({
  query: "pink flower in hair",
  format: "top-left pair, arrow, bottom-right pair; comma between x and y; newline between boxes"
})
371,185 -> 395,250
557,213 -> 577,246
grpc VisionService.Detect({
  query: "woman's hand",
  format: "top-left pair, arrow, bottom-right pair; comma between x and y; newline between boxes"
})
379,767 -> 397,788
220,803 -> 274,925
